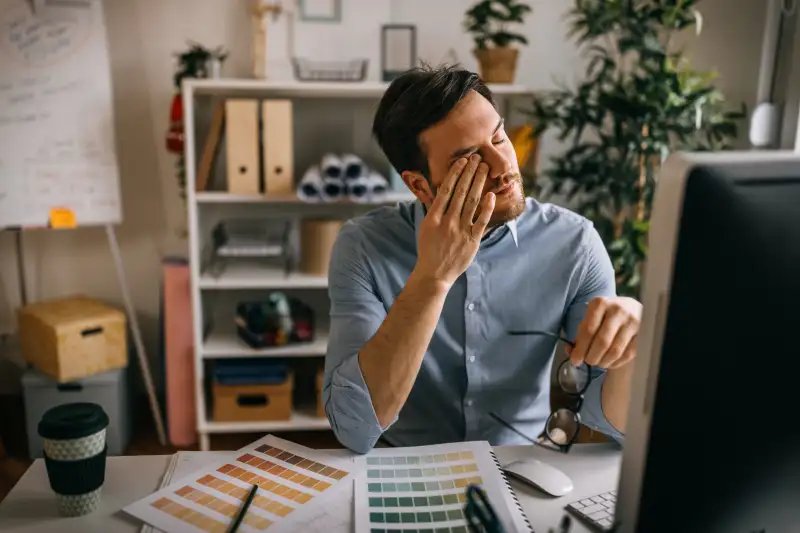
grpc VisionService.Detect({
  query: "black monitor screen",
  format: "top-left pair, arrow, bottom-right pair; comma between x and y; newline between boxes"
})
636,165 -> 800,533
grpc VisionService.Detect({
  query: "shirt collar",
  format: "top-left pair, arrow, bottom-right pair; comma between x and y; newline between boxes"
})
412,201 -> 519,248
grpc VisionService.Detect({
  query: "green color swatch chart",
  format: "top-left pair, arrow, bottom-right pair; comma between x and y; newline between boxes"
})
355,442 -> 513,533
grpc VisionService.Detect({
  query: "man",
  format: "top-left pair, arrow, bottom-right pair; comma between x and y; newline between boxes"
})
322,65 -> 642,454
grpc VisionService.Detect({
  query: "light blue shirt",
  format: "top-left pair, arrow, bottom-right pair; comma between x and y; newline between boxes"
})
322,198 -> 624,454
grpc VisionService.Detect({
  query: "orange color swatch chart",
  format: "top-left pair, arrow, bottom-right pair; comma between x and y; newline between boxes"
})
124,436 -> 353,533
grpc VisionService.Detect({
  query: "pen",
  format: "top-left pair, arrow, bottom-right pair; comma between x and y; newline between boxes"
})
228,484 -> 258,533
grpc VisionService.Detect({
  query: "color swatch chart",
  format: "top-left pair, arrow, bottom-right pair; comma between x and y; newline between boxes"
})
124,435 -> 353,533
354,441 -> 514,533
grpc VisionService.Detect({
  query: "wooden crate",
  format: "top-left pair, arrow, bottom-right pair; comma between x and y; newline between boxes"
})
316,367 -> 325,418
17,296 -> 127,383
212,372 -> 293,422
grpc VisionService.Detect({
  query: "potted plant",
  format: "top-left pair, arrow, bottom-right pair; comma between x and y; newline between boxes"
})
526,0 -> 745,298
464,0 -> 532,83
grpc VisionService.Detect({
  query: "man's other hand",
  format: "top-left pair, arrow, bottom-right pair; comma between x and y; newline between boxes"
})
569,296 -> 643,370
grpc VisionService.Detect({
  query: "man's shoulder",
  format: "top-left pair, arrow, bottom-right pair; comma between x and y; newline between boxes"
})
335,201 -> 417,251
520,197 -> 595,237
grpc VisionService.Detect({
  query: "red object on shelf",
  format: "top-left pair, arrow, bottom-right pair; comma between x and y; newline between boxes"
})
165,92 -> 184,154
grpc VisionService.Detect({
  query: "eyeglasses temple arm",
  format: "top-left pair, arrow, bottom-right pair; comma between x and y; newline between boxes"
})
488,412 -> 544,447
507,330 -> 575,348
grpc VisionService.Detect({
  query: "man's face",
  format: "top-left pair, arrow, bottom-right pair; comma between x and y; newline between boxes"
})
411,90 -> 525,226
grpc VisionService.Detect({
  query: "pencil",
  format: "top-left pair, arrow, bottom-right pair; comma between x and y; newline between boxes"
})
228,484 -> 258,533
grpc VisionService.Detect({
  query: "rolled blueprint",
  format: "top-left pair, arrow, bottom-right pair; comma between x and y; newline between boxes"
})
297,165 -> 324,202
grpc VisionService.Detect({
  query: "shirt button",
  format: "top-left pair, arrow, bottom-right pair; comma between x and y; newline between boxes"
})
468,355 -> 476,363
467,303 -> 475,311
466,399 -> 474,407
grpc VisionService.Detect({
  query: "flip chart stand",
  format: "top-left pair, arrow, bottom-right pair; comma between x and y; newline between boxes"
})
8,223 -> 167,446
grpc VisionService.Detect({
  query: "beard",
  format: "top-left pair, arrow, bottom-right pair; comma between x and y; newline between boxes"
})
485,173 -> 526,226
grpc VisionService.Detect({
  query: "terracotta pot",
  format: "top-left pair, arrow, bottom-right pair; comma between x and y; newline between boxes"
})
474,47 -> 519,84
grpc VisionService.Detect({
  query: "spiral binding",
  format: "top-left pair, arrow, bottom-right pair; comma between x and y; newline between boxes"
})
489,450 -> 535,533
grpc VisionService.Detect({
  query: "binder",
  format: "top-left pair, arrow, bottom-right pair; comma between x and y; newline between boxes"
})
261,99 -> 294,195
225,99 -> 260,195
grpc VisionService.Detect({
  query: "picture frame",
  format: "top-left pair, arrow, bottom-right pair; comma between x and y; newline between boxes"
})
381,24 -> 417,82
298,0 -> 341,22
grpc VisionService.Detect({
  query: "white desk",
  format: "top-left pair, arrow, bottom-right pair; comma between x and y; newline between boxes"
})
0,444 -> 621,533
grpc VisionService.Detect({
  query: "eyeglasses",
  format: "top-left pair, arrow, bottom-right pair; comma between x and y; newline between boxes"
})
491,329 -> 595,454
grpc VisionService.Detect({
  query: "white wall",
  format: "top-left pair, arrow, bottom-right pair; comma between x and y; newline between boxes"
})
0,0 -> 767,392
266,0 -> 585,88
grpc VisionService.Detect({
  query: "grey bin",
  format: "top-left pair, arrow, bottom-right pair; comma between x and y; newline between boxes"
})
22,366 -> 132,459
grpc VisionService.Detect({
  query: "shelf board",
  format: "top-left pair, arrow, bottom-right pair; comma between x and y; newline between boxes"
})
185,78 -> 535,98
195,191 -> 414,205
199,264 -> 327,290
203,407 -> 331,432
203,326 -> 328,358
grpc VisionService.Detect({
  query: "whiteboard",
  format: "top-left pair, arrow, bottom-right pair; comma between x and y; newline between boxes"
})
0,0 -> 121,228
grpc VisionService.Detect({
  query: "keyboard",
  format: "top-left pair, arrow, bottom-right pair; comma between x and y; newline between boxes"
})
565,490 -> 617,531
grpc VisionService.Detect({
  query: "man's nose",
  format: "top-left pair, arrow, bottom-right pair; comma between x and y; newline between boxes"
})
482,146 -> 512,180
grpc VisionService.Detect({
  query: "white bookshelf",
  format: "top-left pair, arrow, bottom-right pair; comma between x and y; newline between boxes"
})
202,325 -> 329,359
199,264 -> 328,290
183,78 -> 535,450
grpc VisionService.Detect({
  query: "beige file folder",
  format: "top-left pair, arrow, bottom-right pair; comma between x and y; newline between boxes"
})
261,99 -> 294,195
225,99 -> 260,194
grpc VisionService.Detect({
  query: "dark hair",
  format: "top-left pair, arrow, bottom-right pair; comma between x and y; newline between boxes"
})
372,64 -> 496,178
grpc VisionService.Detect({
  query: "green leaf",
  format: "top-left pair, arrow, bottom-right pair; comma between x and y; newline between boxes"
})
521,0 -> 742,299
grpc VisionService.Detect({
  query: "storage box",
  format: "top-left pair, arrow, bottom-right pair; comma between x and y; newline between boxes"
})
18,296 -> 127,383
316,367 -> 325,418
300,219 -> 342,276
212,372 -> 293,422
22,367 -> 132,459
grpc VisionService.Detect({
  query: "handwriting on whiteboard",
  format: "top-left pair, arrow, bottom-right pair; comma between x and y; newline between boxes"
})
0,0 -> 121,228
1,0 -> 92,67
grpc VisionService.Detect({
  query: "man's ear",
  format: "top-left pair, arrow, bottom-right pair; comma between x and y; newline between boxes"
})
402,170 -> 434,208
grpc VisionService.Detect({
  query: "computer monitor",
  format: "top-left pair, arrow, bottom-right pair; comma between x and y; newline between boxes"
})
615,151 -> 800,533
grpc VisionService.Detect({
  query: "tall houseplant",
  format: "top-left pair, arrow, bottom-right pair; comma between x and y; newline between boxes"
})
527,0 -> 745,297
464,0 -> 532,83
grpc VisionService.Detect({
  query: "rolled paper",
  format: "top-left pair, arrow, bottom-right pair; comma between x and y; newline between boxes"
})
297,165 -> 323,203
346,175 -> 370,203
340,153 -> 367,181
320,153 -> 344,179
366,170 -> 389,202
321,176 -> 345,202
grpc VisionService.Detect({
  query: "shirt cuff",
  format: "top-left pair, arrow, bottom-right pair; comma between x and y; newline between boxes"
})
579,371 -> 624,445
326,353 -> 396,453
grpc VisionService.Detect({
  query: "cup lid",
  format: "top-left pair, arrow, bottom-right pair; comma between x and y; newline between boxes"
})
38,402 -> 109,440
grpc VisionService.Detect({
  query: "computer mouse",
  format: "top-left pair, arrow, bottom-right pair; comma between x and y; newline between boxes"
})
503,459 -> 574,497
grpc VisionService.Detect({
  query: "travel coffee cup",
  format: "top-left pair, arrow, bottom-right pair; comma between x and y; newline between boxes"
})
38,402 -> 109,516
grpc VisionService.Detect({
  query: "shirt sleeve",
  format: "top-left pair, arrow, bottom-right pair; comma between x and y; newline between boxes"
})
562,222 -> 625,445
322,224 -> 389,454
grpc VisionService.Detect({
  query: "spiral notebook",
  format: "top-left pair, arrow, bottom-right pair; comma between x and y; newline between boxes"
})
354,440 -> 533,533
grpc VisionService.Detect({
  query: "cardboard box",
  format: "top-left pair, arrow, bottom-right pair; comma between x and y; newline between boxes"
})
18,296 -> 127,383
212,372 -> 293,422
316,367 -> 325,418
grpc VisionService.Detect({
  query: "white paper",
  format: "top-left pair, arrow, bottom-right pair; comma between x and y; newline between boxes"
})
354,441 -> 526,533
125,435 -> 355,533
0,0 -> 122,228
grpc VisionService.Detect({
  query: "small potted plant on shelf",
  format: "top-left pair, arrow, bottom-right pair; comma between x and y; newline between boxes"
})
463,0 -> 532,84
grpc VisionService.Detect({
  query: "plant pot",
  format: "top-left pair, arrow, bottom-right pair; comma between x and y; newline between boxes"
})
474,47 -> 519,84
